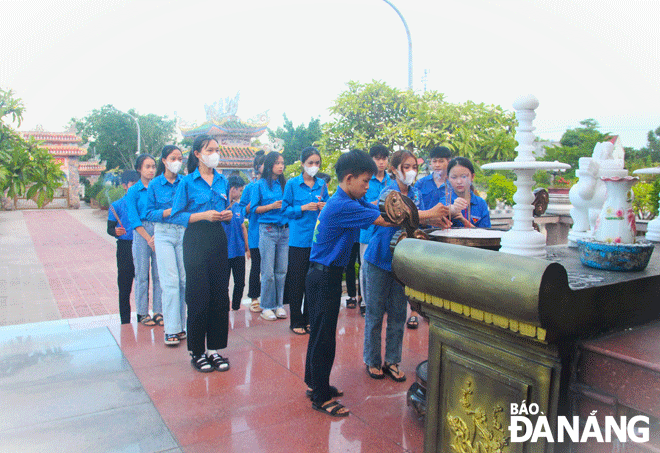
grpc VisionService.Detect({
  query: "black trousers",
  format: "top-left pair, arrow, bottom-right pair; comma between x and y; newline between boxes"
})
345,242 -> 361,298
304,266 -> 343,404
283,246 -> 310,329
228,256 -> 246,310
247,247 -> 261,299
116,239 -> 134,324
183,221 -> 230,356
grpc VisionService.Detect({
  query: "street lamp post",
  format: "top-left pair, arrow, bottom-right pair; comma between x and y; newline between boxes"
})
114,107 -> 141,155
382,0 -> 412,91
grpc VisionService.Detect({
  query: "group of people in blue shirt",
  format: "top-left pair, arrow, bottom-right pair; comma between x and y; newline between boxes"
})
107,135 -> 492,413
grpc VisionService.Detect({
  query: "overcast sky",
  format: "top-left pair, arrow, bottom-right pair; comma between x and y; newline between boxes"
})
2,0 -> 659,149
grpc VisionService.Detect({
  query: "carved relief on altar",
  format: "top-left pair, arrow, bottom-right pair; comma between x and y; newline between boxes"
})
437,342 -> 555,453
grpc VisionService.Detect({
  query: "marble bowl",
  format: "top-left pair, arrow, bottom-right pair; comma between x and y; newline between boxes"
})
577,239 -> 655,272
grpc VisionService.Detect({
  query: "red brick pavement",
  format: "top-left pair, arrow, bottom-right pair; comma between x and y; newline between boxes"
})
22,210 -> 126,319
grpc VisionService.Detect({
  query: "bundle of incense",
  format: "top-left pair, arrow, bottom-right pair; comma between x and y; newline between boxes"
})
106,191 -> 125,229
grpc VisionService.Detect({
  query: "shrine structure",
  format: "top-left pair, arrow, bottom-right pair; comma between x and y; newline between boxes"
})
177,94 -> 269,176
18,129 -> 105,209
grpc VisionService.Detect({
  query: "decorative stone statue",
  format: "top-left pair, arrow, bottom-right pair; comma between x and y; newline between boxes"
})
568,142 -> 623,246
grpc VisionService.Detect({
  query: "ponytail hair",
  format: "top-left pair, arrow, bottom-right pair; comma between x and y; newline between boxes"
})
187,135 -> 217,174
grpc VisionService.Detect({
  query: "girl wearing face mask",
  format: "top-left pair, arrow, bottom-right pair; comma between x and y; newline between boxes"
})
446,157 -> 491,228
282,147 -> 329,335
146,145 -> 186,346
170,135 -> 233,373
126,153 -> 163,327
362,150 -> 451,382
250,151 -> 289,322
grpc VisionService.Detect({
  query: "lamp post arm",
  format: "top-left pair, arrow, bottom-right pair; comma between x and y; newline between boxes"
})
382,0 -> 412,91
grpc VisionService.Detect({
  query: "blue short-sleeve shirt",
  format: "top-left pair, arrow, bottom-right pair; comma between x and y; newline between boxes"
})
108,197 -> 133,241
416,173 -> 450,210
359,173 -> 391,244
282,174 -> 329,248
145,174 -> 185,226
450,191 -> 491,228
170,168 -> 228,226
309,186 -> 381,268
250,178 -> 287,226
125,179 -> 150,230
364,181 -> 424,272
240,181 -> 260,249
223,203 -> 246,259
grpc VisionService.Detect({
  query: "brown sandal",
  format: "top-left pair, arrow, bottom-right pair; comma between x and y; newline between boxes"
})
152,313 -> 164,326
139,314 -> 156,326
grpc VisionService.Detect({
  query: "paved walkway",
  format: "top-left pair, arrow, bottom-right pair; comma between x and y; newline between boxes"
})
0,207 -> 428,452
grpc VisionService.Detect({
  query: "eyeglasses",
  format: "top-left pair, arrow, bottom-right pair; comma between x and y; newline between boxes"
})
449,175 -> 470,181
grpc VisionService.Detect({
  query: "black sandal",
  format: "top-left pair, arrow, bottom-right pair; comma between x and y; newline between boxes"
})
366,364 -> 385,380
306,385 -> 343,399
382,362 -> 406,382
407,316 -> 419,329
153,313 -> 164,326
346,297 -> 357,309
191,354 -> 213,373
290,326 -> 308,335
207,353 -> 230,372
312,400 -> 349,418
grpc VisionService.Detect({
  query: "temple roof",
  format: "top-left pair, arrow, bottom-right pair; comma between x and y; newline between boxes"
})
21,131 -> 81,144
46,145 -> 87,156
179,121 -> 267,138
78,161 -> 106,176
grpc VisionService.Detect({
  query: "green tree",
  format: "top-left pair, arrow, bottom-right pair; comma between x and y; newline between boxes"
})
0,88 -> 65,208
541,119 -> 610,177
268,114 -> 322,165
72,105 -> 176,170
318,80 -> 517,176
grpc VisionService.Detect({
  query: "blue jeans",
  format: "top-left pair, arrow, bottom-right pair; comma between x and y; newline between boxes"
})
258,224 -> 289,310
132,221 -> 162,316
154,223 -> 186,335
363,260 -> 407,367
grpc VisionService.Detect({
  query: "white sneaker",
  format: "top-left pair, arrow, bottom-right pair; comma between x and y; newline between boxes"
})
260,309 -> 277,321
275,307 -> 287,319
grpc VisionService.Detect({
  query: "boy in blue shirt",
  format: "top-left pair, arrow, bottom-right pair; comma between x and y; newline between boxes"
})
304,149 -> 395,417
107,170 -> 140,324
223,175 -> 249,311
357,144 -> 391,316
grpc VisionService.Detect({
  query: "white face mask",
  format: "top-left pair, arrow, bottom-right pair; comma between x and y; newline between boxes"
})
433,170 -> 444,180
396,169 -> 417,186
304,165 -> 319,178
166,161 -> 182,174
200,152 -> 220,169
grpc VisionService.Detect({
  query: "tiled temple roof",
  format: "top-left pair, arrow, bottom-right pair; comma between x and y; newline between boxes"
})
78,161 -> 106,176
216,146 -> 259,168
21,131 -> 81,144
180,122 -> 267,138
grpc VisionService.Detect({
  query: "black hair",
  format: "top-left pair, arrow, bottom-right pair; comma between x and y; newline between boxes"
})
316,172 -> 331,184
388,150 -> 417,177
156,145 -> 182,176
261,151 -> 286,190
300,146 -> 321,165
335,149 -> 377,182
187,134 -> 217,174
429,146 -> 451,160
253,149 -> 265,169
120,170 -> 140,185
447,156 -> 475,175
134,153 -> 156,172
369,144 -> 390,159
227,174 -> 246,190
